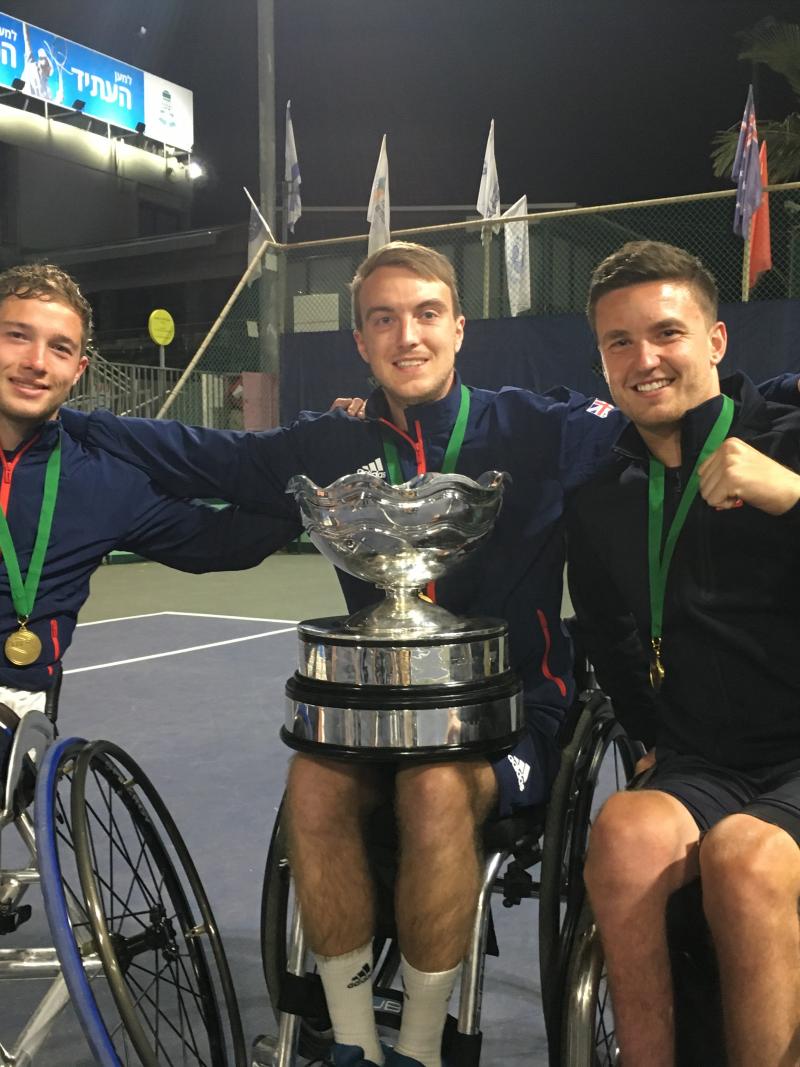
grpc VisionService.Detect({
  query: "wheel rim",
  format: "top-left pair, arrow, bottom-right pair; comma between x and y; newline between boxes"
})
35,736 -> 128,1066
70,739 -> 244,1066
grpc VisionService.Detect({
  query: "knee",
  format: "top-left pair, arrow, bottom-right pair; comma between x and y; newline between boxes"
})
285,754 -> 375,834
584,792 -> 693,899
395,761 -> 489,850
701,814 -> 799,922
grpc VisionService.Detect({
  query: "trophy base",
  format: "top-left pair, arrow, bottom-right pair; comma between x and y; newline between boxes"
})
282,615 -> 524,757
296,616 -> 511,688
283,671 -> 524,759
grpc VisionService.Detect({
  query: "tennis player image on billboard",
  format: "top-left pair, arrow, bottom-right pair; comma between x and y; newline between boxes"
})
0,11 -> 193,151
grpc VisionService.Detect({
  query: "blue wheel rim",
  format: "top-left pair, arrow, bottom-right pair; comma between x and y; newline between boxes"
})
34,736 -> 122,1067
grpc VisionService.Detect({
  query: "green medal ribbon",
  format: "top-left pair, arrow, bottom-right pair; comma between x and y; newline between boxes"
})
0,436 -> 62,661
647,395 -> 734,688
382,383 -> 470,485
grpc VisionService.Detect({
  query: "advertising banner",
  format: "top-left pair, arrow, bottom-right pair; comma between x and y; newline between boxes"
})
0,12 -> 193,151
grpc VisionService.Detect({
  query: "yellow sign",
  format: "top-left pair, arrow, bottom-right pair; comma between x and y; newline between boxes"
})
148,308 -> 175,346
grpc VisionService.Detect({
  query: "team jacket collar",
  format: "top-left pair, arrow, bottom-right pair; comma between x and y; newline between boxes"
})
0,418 -> 60,460
613,373 -> 767,468
364,373 -> 465,436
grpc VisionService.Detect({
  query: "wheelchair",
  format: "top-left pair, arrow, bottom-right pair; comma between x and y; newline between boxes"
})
253,670 -> 642,1067
1,669 -> 247,1066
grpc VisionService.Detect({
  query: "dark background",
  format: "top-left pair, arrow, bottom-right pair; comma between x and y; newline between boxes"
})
3,0 -> 799,234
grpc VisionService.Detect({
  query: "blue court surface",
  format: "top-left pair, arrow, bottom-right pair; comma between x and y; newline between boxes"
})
4,609 -> 550,1066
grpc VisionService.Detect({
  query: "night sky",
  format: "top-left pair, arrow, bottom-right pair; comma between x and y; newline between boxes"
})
5,1 -> 800,235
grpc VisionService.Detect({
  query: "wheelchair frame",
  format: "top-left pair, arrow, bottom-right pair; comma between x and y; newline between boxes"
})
0,682 -> 247,1067
254,686 -> 642,1067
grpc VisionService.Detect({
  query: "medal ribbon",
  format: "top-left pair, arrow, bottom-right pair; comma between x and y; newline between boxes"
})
0,436 -> 62,624
382,383 -> 470,484
647,395 -> 734,683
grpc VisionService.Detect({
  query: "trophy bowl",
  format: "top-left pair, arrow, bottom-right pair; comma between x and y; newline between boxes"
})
287,470 -> 505,635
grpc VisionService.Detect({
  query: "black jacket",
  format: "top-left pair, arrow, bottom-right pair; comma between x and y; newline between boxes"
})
567,374 -> 800,770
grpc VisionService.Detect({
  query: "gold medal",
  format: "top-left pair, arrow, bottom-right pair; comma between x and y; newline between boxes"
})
649,637 -> 665,690
5,622 -> 42,666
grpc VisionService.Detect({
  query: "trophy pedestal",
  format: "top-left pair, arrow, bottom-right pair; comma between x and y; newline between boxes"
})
282,615 -> 524,759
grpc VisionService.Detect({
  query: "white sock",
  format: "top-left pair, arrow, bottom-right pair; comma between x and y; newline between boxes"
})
395,956 -> 461,1067
314,942 -> 384,1064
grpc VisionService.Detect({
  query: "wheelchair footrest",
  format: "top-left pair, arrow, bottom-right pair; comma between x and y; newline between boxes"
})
500,860 -> 536,907
277,971 -> 331,1030
443,1015 -> 482,1067
0,902 -> 32,935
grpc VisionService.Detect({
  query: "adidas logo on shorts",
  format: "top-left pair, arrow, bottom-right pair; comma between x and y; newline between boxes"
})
347,962 -> 372,988
356,457 -> 386,478
508,754 -> 531,792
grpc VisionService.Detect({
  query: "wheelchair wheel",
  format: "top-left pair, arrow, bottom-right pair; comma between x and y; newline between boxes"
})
260,800 -> 334,1059
561,900 -> 618,1065
538,695 -> 642,1056
36,737 -> 125,1066
69,738 -> 246,1067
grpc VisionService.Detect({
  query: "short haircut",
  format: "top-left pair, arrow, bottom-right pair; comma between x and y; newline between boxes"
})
351,241 -> 462,330
0,263 -> 93,355
587,241 -> 719,332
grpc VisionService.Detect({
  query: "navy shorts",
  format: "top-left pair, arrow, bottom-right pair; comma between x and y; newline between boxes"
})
490,726 -> 561,818
639,749 -> 800,846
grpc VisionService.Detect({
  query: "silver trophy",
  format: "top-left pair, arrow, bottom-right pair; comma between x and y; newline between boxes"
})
282,471 -> 523,758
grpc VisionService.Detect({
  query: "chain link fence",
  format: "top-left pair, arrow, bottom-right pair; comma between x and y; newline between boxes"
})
159,183 -> 800,428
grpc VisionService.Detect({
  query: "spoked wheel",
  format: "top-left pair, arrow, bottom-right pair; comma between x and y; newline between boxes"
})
561,901 -> 618,1066
66,738 -> 246,1067
538,695 -> 642,1059
260,801 -> 333,1060
36,737 -> 127,1066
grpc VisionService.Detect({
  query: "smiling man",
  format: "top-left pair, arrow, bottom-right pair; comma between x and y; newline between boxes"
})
568,242 -> 800,1066
0,262 -> 296,757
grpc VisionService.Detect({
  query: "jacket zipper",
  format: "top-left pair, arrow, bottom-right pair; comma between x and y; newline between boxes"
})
379,418 -> 435,598
0,433 -> 41,516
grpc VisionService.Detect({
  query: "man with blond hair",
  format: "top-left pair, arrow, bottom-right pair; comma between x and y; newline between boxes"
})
0,261 -> 296,762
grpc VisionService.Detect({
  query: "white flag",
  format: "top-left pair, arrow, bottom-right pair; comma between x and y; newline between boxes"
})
477,119 -> 501,242
285,100 -> 302,234
244,186 -> 273,282
367,134 -> 391,255
503,195 -> 531,317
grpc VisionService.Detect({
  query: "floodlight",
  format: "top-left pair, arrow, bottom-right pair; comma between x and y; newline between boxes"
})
11,78 -> 24,91
71,99 -> 85,111
187,161 -> 204,180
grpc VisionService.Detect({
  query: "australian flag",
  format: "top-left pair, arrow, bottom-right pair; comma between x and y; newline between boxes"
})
731,85 -> 762,238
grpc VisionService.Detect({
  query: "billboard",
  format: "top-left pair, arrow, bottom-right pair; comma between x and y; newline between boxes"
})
0,13 -> 194,152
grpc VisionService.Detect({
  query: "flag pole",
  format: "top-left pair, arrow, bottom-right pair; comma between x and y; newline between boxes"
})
741,219 -> 753,303
482,225 -> 492,317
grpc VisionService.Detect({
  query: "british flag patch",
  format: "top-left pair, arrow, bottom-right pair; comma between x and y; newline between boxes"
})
587,399 -> 614,418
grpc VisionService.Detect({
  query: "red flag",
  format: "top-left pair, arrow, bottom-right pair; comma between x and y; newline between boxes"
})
749,141 -> 771,291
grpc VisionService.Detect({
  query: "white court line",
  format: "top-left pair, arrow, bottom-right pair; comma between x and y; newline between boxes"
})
77,612 -> 170,627
163,610 -> 299,624
64,627 -> 297,675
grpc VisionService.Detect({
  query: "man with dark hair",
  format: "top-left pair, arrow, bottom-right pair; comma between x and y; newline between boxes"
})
568,240 -> 800,1067
58,240 -> 800,1067
0,261 -> 296,735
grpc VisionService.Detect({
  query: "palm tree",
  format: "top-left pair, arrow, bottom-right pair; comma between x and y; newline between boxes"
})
711,18 -> 800,183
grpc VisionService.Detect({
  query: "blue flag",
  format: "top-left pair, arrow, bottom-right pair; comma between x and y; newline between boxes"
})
731,85 -> 762,238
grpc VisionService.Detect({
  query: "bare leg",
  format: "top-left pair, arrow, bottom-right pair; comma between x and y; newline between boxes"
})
583,790 -> 701,1067
285,753 -> 385,955
701,813 -> 800,1067
394,759 -> 497,970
